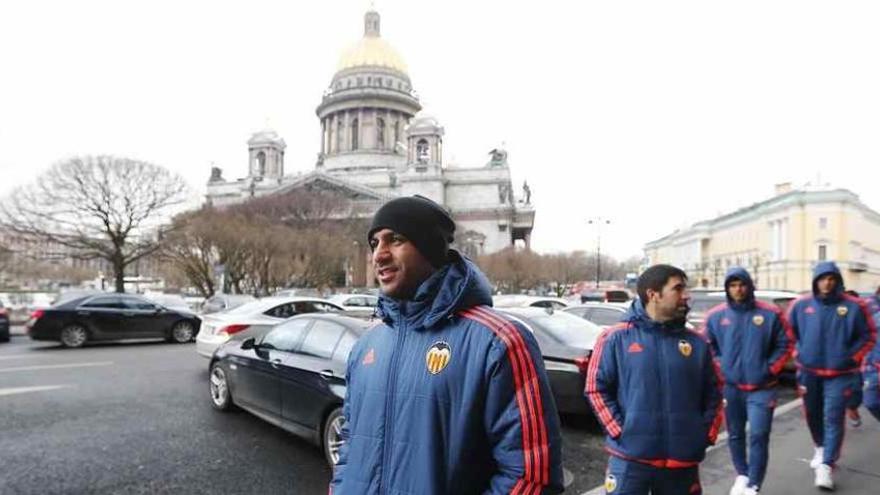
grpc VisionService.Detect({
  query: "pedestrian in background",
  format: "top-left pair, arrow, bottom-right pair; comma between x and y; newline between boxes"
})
330,195 -> 564,495
586,264 -> 723,495
787,261 -> 877,490
703,267 -> 794,495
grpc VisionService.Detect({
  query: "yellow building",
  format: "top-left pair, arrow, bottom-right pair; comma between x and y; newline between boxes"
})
644,184 -> 880,292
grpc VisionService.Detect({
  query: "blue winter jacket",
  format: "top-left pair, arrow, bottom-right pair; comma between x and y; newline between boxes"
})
585,300 -> 724,467
330,251 -> 564,495
787,261 -> 877,377
703,267 -> 794,390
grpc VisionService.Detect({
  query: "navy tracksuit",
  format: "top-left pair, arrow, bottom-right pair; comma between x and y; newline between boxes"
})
787,262 -> 877,467
586,300 -> 723,495
863,311 -> 880,422
703,267 -> 794,491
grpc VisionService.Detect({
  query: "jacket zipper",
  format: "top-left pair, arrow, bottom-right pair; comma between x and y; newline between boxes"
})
379,316 -> 407,494
655,330 -> 669,460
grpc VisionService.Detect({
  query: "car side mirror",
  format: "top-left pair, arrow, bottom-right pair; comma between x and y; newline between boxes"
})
241,338 -> 256,350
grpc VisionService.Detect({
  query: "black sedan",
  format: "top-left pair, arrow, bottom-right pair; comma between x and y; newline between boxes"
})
497,307 -> 603,416
208,313 -> 372,467
26,293 -> 201,348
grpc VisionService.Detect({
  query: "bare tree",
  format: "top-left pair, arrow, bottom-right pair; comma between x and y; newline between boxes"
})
0,156 -> 190,293
161,208 -> 220,297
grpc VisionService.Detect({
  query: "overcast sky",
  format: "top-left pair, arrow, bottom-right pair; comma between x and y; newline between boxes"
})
1,0 -> 878,259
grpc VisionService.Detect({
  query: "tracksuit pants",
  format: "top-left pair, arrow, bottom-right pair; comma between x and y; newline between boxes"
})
724,385 -> 776,490
798,371 -> 861,466
604,455 -> 701,495
864,363 -> 880,422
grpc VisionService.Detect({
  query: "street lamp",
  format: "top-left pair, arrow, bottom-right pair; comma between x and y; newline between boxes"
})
587,217 -> 611,289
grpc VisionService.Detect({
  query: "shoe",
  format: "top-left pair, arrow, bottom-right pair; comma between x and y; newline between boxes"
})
814,464 -> 834,490
810,447 -> 824,469
847,408 -> 862,427
729,475 -> 749,495
743,487 -> 759,495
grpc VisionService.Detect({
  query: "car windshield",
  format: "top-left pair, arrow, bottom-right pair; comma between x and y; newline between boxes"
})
689,296 -> 724,314
525,311 -> 602,348
223,299 -> 275,315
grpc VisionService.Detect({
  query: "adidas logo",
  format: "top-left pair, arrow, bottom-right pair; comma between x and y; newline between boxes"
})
628,342 -> 644,353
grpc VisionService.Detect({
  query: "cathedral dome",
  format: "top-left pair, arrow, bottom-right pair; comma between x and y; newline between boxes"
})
335,10 -> 408,75
248,129 -> 285,147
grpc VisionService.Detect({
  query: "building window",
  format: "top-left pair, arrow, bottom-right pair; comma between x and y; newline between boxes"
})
394,121 -> 400,151
819,217 -> 828,229
818,244 -> 827,261
351,118 -> 359,150
376,118 -> 385,149
416,139 -> 429,163
336,120 -> 343,151
256,151 -> 266,176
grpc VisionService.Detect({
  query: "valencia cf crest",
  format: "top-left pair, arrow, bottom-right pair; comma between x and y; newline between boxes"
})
678,339 -> 693,357
604,473 -> 617,493
837,306 -> 848,317
752,314 -> 764,326
426,341 -> 451,375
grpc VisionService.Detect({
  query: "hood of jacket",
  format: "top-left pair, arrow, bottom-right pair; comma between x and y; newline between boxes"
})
724,266 -> 756,310
376,249 -> 493,330
812,261 -> 845,303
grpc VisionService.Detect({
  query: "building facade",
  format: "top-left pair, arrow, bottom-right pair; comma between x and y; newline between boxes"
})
206,10 -> 535,277
644,184 -> 880,291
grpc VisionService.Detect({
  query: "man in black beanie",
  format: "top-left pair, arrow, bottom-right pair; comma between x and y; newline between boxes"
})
330,195 -> 563,495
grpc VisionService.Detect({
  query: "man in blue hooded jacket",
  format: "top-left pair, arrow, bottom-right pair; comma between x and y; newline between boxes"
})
586,264 -> 723,495
703,267 -> 794,495
787,261 -> 877,490
863,308 -> 880,423
329,195 -> 564,495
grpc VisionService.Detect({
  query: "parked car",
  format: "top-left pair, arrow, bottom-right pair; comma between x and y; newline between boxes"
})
579,289 -> 632,303
196,297 -> 345,359
26,293 -> 201,348
0,300 -> 10,343
565,302 -> 630,328
492,295 -> 570,309
146,293 -> 193,313
497,307 -> 603,415
327,293 -> 379,314
200,294 -> 257,315
209,313 -> 371,467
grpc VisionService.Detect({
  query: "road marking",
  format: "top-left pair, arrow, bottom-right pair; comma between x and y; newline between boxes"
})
581,398 -> 804,495
0,354 -> 43,361
0,361 -> 114,373
0,385 -> 72,396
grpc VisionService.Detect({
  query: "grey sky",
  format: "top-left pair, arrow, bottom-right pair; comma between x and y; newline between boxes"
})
1,0 -> 878,259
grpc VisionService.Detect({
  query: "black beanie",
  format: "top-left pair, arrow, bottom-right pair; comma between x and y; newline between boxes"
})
368,195 -> 455,268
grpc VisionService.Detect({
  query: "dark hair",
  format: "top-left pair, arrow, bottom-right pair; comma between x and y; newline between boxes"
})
637,264 -> 688,305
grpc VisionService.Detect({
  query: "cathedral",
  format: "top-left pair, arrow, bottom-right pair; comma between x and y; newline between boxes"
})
205,9 -> 535,285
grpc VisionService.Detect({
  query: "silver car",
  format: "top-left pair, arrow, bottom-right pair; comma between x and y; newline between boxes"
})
195,297 -> 344,359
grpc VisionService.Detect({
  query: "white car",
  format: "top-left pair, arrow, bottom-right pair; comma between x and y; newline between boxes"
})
327,294 -> 379,313
564,302 -> 630,328
195,297 -> 344,359
492,295 -> 570,309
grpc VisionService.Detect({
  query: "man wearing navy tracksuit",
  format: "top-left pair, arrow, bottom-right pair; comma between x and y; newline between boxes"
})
787,261 -> 877,490
586,264 -> 724,495
862,309 -> 880,423
703,267 -> 794,495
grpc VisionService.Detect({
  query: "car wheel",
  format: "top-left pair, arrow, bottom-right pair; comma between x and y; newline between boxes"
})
323,407 -> 345,467
209,363 -> 235,411
59,325 -> 88,348
170,321 -> 195,343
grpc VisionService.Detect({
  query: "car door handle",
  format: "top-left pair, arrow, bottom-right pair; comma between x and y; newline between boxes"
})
271,358 -> 282,369
77,311 -> 90,316
123,312 -> 135,317
319,370 -> 335,381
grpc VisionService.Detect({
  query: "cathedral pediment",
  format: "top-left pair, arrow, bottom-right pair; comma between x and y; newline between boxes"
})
271,172 -> 387,202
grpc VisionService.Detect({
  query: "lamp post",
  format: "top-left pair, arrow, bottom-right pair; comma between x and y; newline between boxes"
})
587,217 -> 611,289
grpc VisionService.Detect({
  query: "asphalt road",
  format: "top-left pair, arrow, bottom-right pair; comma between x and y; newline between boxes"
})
0,332 -> 610,494
0,330 -> 799,495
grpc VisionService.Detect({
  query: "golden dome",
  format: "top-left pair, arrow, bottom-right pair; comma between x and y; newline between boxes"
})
337,36 -> 408,73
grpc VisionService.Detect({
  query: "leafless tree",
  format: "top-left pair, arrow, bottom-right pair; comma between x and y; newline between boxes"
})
0,156 -> 190,292
161,208 -> 220,297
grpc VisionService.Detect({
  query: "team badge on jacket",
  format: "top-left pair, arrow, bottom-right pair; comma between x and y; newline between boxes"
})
837,306 -> 848,316
678,339 -> 692,357
426,341 -> 451,374
752,314 -> 764,326
604,474 -> 617,493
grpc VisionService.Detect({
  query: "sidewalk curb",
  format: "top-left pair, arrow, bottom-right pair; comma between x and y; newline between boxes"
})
580,398 -> 803,495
